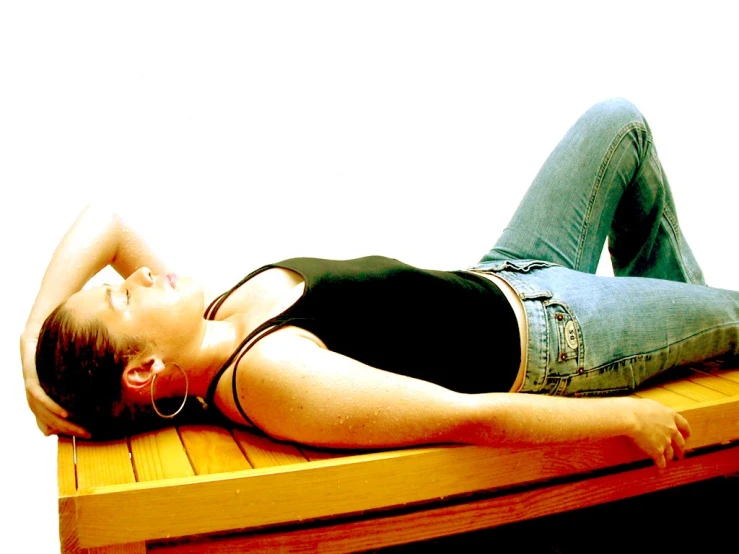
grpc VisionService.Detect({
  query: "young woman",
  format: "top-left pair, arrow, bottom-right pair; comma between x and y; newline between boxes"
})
24,98 -> 734,469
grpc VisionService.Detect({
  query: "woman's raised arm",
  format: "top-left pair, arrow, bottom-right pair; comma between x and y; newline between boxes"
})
240,332 -> 691,468
21,202 -> 172,437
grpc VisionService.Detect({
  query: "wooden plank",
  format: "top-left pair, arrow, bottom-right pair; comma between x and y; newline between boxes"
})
59,368 -> 739,551
232,429 -> 307,468
699,366 -> 739,385
59,497 -> 81,554
58,436 -> 77,496
687,372 -> 739,397
153,445 -> 739,553
69,393 -> 739,548
73,438 -> 145,553
88,545 -> 146,554
130,427 -> 194,481
59,438 -> 82,553
679,397 -> 739,448
71,438 -> 645,548
632,386 -> 695,407
179,425 -> 251,475
662,380 -> 728,402
75,438 -> 135,490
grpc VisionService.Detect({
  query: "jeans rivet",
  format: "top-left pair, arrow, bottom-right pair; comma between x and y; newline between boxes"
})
560,353 -> 568,362
578,368 -> 584,374
556,313 -> 564,321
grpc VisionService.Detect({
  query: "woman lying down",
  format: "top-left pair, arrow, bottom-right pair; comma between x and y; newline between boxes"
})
25,100 -> 738,469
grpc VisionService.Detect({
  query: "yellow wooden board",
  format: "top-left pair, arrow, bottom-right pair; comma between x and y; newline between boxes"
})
233,428 -> 307,468
130,428 -> 194,482
152,447 -> 739,554
178,425 -> 251,475
75,438 -> 135,490
65,438 -> 145,553
57,437 -> 76,497
59,369 -> 739,552
662,380 -> 729,402
632,386 -> 695,407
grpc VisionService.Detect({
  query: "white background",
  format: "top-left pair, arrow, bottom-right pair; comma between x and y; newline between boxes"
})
1,2 -> 738,551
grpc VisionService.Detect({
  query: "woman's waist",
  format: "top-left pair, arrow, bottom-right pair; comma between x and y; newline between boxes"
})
465,269 -> 528,392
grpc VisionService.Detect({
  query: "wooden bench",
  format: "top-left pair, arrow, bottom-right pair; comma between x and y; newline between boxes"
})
57,365 -> 739,553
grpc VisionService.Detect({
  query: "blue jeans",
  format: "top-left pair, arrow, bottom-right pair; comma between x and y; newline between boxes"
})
472,98 -> 739,396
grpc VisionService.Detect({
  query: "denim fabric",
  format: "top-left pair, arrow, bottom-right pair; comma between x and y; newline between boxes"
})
472,99 -> 739,396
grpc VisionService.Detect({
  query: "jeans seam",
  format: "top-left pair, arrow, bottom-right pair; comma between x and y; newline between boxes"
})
641,138 -> 699,285
584,320 -> 739,374
661,206 -> 699,284
576,120 -> 648,271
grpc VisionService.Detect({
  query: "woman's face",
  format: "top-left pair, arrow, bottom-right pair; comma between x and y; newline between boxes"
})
65,267 -> 206,360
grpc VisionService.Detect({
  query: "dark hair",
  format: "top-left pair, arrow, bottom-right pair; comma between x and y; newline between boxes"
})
36,302 -> 220,440
35,302 -> 143,439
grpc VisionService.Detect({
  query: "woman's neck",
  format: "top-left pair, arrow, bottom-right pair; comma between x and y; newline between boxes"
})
179,316 -> 250,398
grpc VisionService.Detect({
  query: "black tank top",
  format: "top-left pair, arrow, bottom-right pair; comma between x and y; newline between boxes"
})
204,256 -> 520,427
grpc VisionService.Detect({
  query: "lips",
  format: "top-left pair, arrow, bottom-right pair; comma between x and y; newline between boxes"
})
166,274 -> 177,289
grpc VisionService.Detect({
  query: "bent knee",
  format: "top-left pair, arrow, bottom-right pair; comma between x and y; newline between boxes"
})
583,97 -> 648,135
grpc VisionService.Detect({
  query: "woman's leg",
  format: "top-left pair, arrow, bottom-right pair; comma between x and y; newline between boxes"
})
479,98 -> 704,284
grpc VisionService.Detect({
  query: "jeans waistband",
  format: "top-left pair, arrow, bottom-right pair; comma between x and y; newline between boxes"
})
470,262 -> 559,394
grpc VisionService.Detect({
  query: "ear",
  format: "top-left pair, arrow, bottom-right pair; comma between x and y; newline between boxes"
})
122,356 -> 166,391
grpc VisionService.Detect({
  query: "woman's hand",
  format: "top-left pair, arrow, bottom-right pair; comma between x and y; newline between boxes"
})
21,332 -> 90,438
25,378 -> 90,438
625,397 -> 691,468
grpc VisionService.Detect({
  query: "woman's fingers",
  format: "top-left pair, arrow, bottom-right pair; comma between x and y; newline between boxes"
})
630,398 -> 692,468
26,382 -> 90,438
41,397 -> 68,418
28,381 -> 68,418
672,428 -> 687,459
664,444 -> 675,463
676,413 -> 691,439
653,451 -> 667,469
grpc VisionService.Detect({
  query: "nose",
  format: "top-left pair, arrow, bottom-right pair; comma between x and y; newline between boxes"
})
128,267 -> 155,287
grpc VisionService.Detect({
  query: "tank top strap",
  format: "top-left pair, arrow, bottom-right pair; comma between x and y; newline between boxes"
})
203,262 -> 307,431
203,264 -> 275,320
228,320 -> 291,428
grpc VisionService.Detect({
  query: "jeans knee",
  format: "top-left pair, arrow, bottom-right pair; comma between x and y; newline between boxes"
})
584,98 -> 648,136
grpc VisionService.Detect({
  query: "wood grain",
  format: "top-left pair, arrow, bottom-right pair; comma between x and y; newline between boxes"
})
75,438 -> 135,491
232,428 -> 307,468
179,425 -> 251,475
130,428 -> 194,481
152,446 -> 739,553
58,436 -> 76,496
60,367 -> 739,551
68,437 -> 145,553
632,385 -> 694,407
71,437 -> 651,547
662,379 -> 728,402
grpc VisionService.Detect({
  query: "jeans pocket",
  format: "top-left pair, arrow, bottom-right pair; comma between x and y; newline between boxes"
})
546,300 -> 583,371
562,356 -> 641,397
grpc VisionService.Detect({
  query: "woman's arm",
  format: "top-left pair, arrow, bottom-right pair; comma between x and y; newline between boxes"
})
21,203 -> 172,437
240,332 -> 690,468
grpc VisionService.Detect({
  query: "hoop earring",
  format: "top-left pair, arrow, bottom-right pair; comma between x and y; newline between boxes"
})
150,363 -> 189,419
